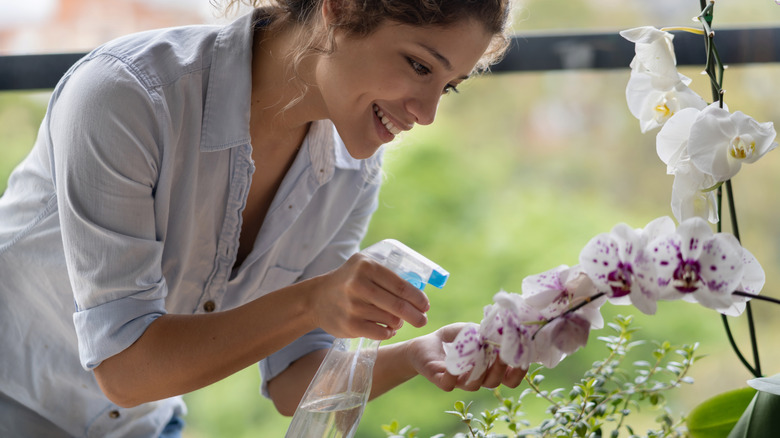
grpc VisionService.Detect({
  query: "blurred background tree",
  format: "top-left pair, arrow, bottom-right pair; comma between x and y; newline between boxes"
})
2,0 -> 779,436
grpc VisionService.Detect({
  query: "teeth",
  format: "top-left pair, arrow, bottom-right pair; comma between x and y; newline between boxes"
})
373,104 -> 402,136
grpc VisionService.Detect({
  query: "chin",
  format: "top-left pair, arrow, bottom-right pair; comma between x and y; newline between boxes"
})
344,141 -> 383,160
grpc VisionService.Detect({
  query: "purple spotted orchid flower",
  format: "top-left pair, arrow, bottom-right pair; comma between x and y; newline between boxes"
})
443,266 -> 606,379
442,323 -> 496,383
648,216 -> 763,313
579,216 -> 676,314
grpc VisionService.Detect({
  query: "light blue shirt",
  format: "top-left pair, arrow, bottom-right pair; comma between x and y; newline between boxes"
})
0,10 -> 382,437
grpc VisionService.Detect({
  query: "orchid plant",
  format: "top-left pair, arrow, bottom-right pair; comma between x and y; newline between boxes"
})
442,215 -> 764,383
434,1 -> 779,436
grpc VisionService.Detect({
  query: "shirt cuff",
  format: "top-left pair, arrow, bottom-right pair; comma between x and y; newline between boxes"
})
72,296 -> 166,370
258,328 -> 334,398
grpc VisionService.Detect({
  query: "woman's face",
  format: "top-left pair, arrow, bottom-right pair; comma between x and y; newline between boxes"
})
314,17 -> 493,159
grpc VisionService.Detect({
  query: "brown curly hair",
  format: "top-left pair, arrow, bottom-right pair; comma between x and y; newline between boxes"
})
212,0 -> 512,72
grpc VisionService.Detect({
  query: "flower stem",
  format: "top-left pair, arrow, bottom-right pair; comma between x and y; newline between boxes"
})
660,26 -> 705,35
530,292 -> 606,340
746,303 -> 762,376
733,290 -> 780,306
720,314 -> 759,377
724,180 -> 762,377
698,1 -> 762,380
725,180 -> 741,241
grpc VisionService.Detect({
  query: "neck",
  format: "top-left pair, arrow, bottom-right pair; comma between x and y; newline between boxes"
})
250,25 -> 324,142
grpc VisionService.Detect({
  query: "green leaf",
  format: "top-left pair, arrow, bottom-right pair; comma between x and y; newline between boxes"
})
728,388 -> 780,438
687,386 -> 757,438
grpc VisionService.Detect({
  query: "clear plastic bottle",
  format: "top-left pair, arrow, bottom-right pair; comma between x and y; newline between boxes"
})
284,239 -> 449,438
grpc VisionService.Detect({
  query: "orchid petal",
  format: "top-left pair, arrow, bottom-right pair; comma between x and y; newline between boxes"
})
548,314 -> 591,355
620,26 -> 679,81
718,248 -> 766,316
688,104 -> 778,181
627,72 -> 706,133
656,107 -> 699,171
670,167 -> 719,223
443,324 -> 485,376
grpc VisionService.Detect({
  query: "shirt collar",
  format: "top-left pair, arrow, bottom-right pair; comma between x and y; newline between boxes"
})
199,11 -> 256,152
305,119 -> 364,184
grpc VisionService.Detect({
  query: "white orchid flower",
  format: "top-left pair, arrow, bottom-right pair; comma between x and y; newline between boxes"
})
687,103 -> 778,182
620,26 -> 679,86
579,217 -> 676,315
656,107 -> 699,174
670,167 -> 719,224
626,70 -> 707,133
656,108 -> 720,223
621,27 -> 706,132
649,217 -> 746,311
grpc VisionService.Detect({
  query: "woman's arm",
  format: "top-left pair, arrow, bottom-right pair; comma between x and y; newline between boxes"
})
94,254 -> 431,408
266,323 -> 527,416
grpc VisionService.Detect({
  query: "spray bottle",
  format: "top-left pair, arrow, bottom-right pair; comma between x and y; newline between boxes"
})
284,239 -> 449,438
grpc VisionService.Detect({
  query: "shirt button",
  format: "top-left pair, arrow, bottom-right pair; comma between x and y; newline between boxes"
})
203,300 -> 216,313
108,410 -> 120,419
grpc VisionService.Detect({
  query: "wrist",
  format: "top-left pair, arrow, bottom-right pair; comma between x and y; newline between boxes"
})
399,337 -> 421,379
294,275 -> 322,331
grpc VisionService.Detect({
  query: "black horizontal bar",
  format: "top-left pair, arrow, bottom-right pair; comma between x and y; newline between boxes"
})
1,27 -> 779,91
491,26 -> 780,73
0,52 -> 85,91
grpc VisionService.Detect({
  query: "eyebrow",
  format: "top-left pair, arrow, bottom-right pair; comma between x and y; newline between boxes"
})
420,43 -> 471,80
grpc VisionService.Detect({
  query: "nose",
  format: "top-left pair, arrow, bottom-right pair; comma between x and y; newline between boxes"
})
405,88 -> 441,126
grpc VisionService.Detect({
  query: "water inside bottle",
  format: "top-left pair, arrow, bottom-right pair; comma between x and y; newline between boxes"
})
285,392 -> 366,438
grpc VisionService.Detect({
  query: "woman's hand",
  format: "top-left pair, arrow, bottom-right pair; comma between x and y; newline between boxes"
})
406,323 -> 527,392
308,253 -> 431,340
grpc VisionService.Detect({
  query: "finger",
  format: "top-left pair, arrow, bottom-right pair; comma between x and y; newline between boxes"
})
457,373 -> 483,392
429,371 -> 458,392
358,304 -> 404,331
371,263 -> 431,313
503,367 -> 527,388
481,361 -> 509,389
361,278 -> 428,328
353,320 -> 396,341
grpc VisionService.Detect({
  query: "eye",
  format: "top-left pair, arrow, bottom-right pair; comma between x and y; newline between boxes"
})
407,57 -> 431,76
442,84 -> 460,95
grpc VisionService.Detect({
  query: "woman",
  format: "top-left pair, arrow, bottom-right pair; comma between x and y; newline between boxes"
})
0,0 -> 525,436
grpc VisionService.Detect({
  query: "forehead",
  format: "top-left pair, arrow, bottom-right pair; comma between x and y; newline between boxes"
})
372,18 -> 493,73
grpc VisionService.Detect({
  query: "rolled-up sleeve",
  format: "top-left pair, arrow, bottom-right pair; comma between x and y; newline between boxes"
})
49,55 -> 168,370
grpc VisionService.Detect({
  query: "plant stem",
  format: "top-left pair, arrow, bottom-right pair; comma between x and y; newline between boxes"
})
720,314 -> 758,377
698,1 -> 762,379
724,179 -> 761,377
746,303 -> 762,376
725,180 -> 741,241
524,372 -> 562,408
733,290 -> 780,306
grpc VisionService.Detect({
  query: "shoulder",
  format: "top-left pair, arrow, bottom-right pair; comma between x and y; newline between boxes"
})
85,24 -> 223,90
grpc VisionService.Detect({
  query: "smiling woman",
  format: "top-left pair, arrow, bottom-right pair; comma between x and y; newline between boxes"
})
0,0 -> 519,437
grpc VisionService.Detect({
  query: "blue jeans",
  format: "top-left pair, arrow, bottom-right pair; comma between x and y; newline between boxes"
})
160,414 -> 185,438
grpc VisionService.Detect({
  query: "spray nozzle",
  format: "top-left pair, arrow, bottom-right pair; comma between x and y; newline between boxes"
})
361,239 -> 449,291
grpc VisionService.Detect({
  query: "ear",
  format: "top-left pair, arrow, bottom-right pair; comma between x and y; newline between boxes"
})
321,0 -> 344,27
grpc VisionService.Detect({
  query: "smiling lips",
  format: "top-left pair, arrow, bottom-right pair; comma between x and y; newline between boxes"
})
373,104 -> 410,136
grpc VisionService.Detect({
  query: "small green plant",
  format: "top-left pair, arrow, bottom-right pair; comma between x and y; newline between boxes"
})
384,315 -> 701,438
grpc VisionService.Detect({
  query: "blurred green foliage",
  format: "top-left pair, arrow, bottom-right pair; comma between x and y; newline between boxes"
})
1,1 -> 779,437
